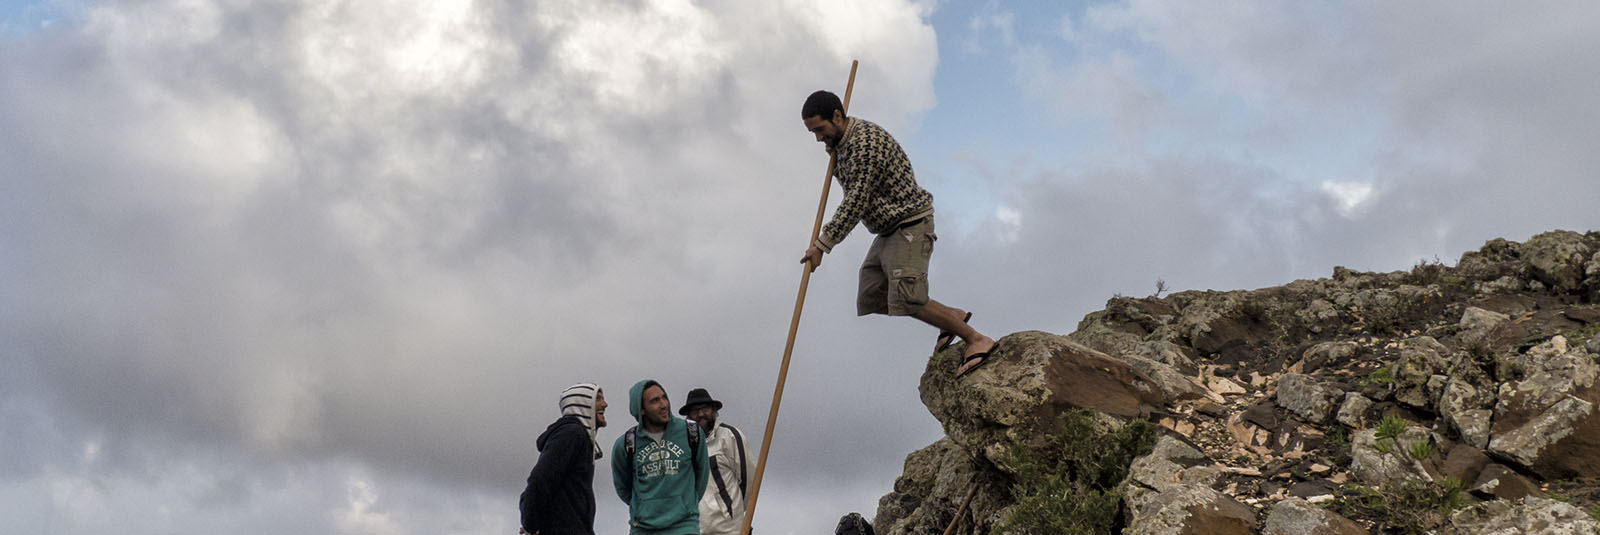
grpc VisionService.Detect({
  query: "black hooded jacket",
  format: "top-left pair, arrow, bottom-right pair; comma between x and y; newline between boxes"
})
520,414 -> 596,534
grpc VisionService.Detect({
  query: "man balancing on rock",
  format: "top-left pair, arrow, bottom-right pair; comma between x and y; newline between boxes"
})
798,89 -> 996,377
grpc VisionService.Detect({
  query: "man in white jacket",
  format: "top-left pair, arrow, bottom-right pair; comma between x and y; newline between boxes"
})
679,388 -> 754,535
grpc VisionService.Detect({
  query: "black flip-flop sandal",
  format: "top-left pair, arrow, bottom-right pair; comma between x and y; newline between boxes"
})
955,351 -> 992,378
934,312 -> 974,352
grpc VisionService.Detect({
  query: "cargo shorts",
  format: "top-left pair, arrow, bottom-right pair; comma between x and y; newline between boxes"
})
857,215 -> 935,316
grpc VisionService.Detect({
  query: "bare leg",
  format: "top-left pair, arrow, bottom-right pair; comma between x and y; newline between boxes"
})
912,300 -> 994,361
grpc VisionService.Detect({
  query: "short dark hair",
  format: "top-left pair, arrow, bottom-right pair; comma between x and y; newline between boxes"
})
801,90 -> 844,121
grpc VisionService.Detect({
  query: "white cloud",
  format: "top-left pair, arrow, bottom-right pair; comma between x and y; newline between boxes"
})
987,0 -> 1600,282
336,475 -> 400,534
963,0 -> 1016,53
1319,180 -> 1375,218
993,205 -> 1022,243
49,475 -> 109,526
0,0 -> 938,533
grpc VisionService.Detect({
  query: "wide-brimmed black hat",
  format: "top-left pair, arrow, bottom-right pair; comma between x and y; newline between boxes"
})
678,387 -> 723,415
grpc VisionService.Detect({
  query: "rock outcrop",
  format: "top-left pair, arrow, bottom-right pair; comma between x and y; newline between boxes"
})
875,230 -> 1600,534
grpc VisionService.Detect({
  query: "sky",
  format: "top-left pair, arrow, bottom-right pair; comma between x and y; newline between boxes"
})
2,0 -> 1598,533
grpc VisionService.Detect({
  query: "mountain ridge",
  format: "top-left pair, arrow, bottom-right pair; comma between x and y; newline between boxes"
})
877,229 -> 1600,534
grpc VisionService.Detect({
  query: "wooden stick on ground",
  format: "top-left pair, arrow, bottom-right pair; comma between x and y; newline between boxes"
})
739,59 -> 859,535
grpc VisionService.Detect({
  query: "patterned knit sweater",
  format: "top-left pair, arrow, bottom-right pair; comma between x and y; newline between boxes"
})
814,118 -> 935,252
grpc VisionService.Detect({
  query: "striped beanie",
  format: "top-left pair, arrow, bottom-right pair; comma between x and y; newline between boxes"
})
560,383 -> 604,460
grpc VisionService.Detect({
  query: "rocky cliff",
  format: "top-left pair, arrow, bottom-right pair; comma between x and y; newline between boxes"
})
876,230 -> 1600,534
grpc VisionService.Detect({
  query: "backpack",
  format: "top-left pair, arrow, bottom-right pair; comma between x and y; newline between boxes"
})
623,421 -> 701,480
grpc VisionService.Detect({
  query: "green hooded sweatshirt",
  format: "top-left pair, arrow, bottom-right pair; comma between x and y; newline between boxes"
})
611,379 -> 710,535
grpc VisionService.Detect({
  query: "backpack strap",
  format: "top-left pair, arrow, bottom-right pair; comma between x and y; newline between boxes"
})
624,425 -> 638,487
708,453 -> 735,518
724,423 -> 748,496
684,422 -> 697,461
688,422 -> 700,483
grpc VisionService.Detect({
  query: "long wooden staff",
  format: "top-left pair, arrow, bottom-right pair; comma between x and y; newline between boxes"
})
740,59 -> 858,535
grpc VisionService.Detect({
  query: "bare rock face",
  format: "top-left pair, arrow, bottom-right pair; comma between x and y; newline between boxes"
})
1124,436 -> 1214,490
1446,496 -> 1600,534
1350,427 -> 1434,487
1487,336 -> 1600,478
1470,464 -> 1538,501
877,231 -> 1600,534
1440,376 -> 1497,449
1122,437 -> 1254,535
1277,373 -> 1343,423
920,331 -> 1166,471
1067,308 -> 1211,401
874,437 -> 1008,535
1124,484 -> 1256,535
1263,498 -> 1367,535
1438,446 -> 1492,487
1393,336 -> 1452,408
1459,306 -> 1511,333
1521,230 -> 1599,298
1336,392 -> 1372,428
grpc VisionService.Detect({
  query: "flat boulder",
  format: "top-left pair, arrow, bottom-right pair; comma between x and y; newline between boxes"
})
1123,436 -> 1253,535
1263,498 -> 1366,535
1392,336 -> 1451,408
1488,336 -> 1600,479
1277,373 -> 1343,424
1350,427 -> 1434,487
1446,496 -> 1600,534
1439,377 -> 1496,448
1471,464 -> 1538,501
921,331 -> 1166,470
1519,230 -> 1598,297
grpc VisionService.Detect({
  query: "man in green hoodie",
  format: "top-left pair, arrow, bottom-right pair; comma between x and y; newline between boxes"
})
612,379 -> 710,535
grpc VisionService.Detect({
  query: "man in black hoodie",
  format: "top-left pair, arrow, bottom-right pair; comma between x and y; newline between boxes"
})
521,383 -> 608,535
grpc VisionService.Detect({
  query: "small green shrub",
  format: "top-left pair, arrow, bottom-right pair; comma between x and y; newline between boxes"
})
1338,479 -> 1466,535
1408,440 -> 1435,460
1404,257 -> 1450,286
1439,477 -> 1466,510
1375,415 -> 1409,441
999,410 -> 1158,535
1563,320 -> 1600,352
1328,427 -> 1350,449
1365,366 -> 1396,386
1375,440 -> 1394,454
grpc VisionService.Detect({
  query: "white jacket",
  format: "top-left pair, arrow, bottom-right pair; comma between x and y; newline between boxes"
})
697,421 -> 754,535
